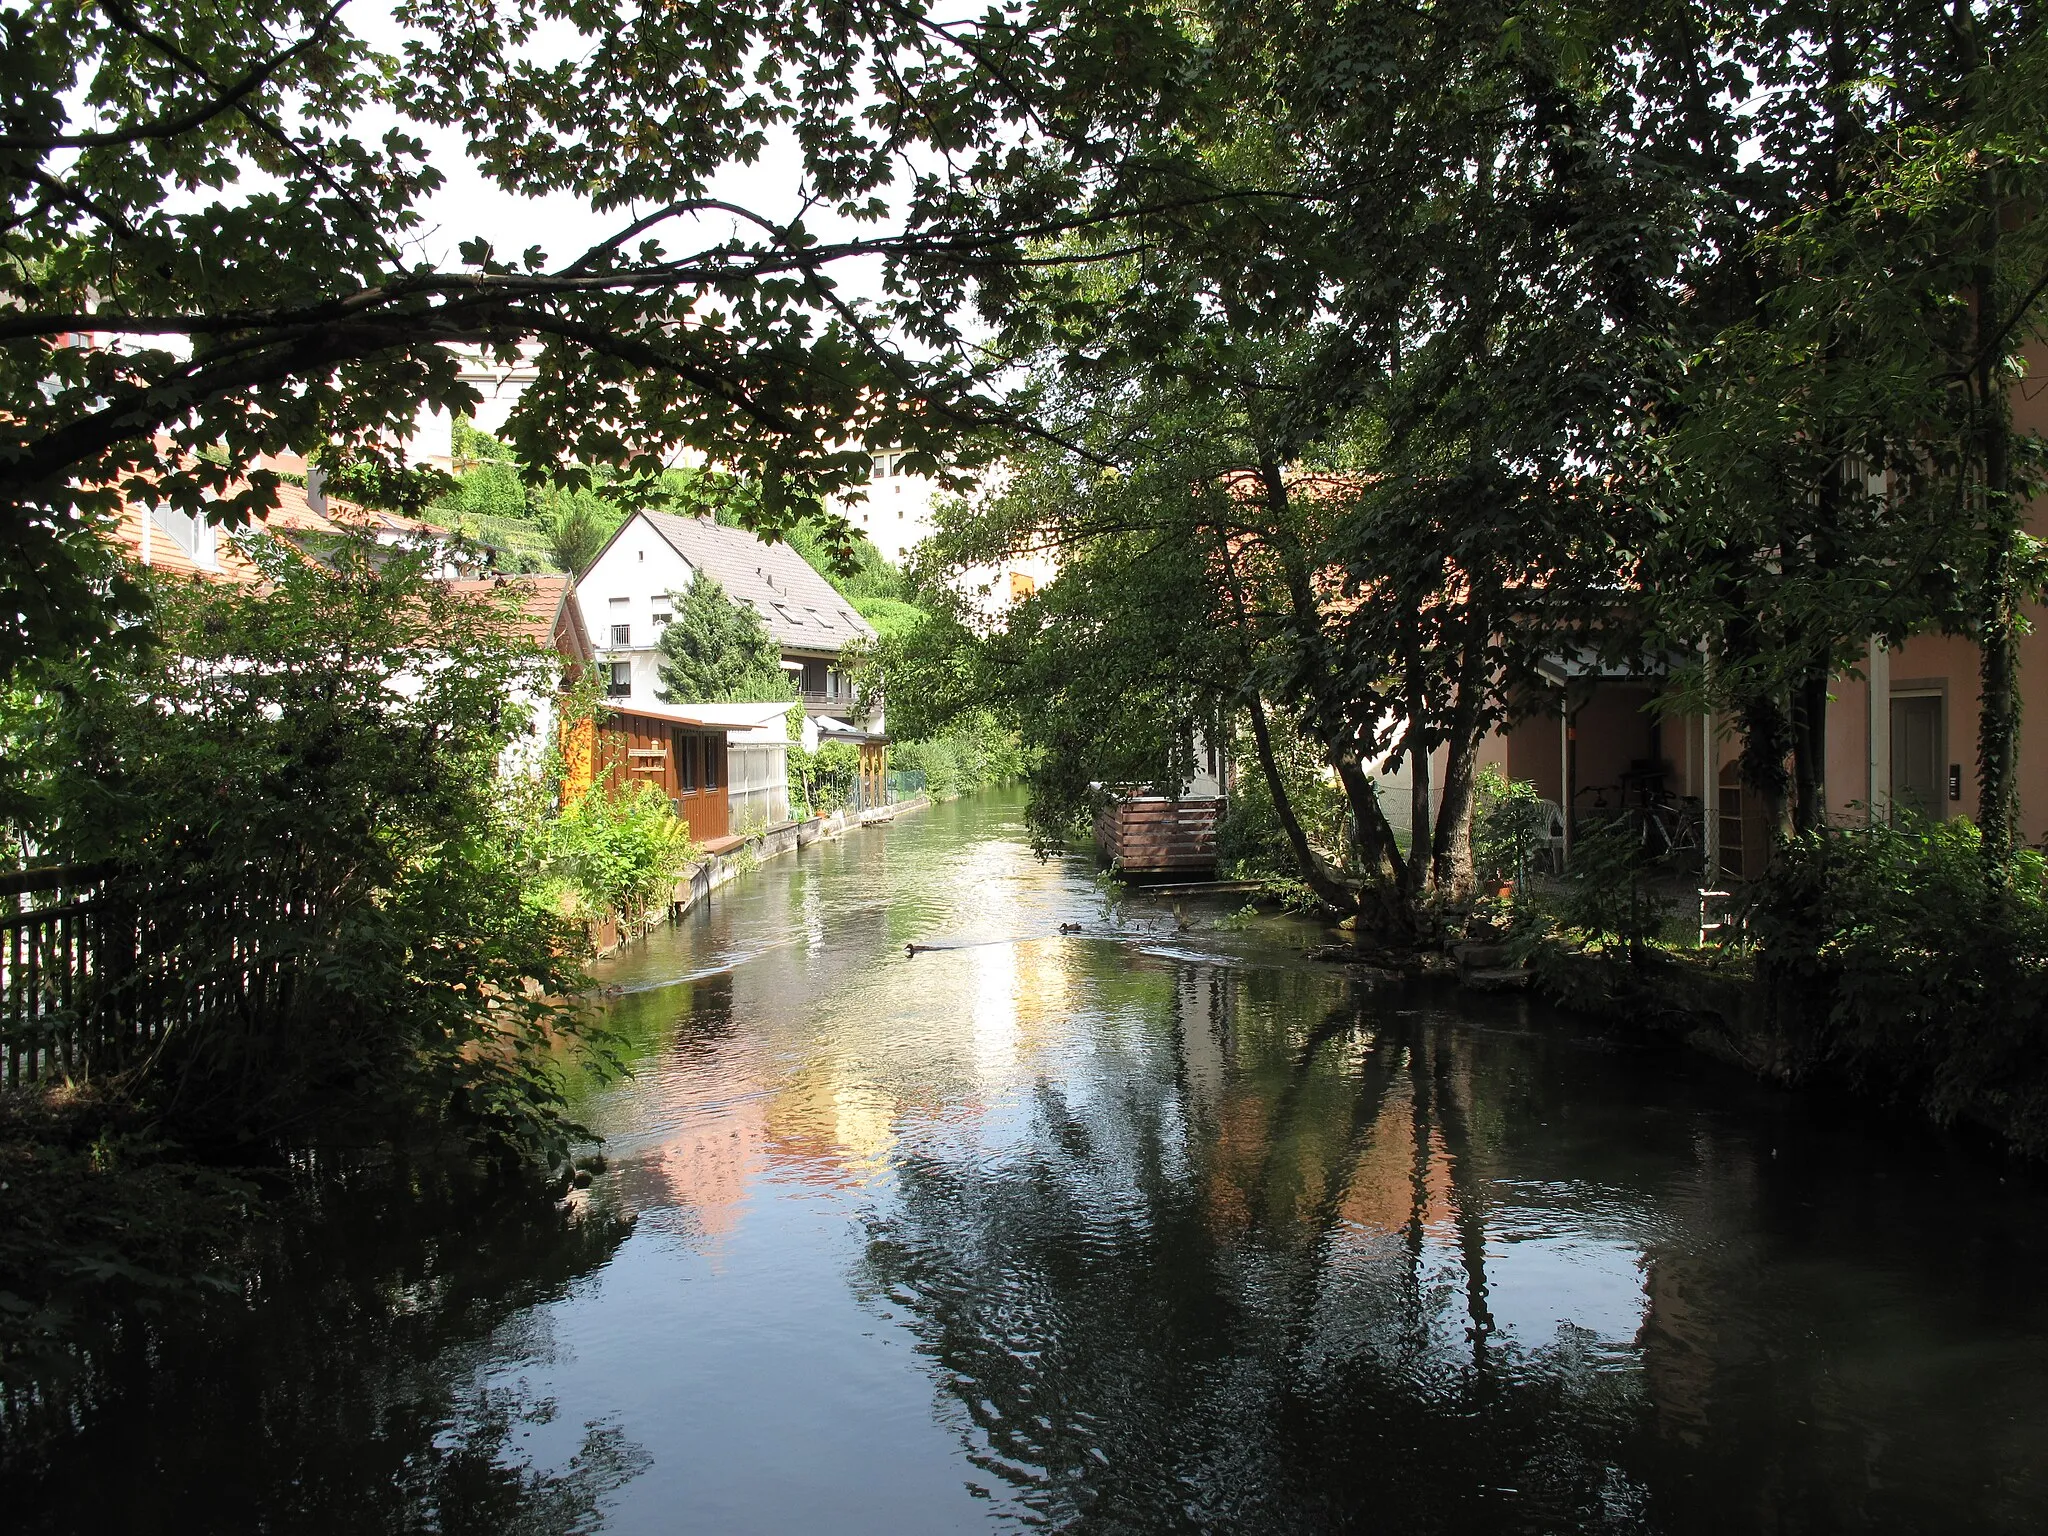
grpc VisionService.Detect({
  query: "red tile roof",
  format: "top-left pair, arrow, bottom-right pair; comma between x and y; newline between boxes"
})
444,574 -> 594,663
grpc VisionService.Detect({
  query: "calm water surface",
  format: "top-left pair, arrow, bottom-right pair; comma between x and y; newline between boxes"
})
11,790 -> 2048,1532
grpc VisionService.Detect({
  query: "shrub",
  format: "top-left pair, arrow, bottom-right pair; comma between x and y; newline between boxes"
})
1556,816 -> 1670,955
5,534 -> 607,1166
1470,766 -> 1549,889
548,781 -> 699,923
1215,714 -> 1346,879
1750,816 -> 2048,1146
892,710 -> 1024,801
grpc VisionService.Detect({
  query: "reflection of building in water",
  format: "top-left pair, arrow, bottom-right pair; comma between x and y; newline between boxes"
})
1202,1019 -> 1466,1246
1175,967 -> 1234,1121
1337,1074 -> 1457,1237
616,1094 -> 769,1243
765,1068 -> 902,1185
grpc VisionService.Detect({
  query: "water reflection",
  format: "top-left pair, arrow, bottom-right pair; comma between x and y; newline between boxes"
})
5,1159 -> 642,1535
580,795 -> 2048,1532
12,793 -> 2048,1533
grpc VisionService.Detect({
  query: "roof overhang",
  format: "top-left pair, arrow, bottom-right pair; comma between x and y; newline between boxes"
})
601,700 -> 740,730
1534,646 -> 1680,687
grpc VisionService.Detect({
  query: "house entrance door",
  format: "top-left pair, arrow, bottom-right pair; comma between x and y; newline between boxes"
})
1890,695 -> 1944,818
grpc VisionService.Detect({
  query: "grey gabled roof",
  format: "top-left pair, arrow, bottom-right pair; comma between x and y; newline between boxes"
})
640,509 -> 876,655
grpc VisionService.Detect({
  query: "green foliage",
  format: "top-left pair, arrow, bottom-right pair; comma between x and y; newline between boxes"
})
318,456 -> 458,518
1470,768 -> 1550,890
427,424 -> 625,575
5,0 -> 1042,678
801,741 -> 862,815
655,571 -> 796,703
1555,820 -> 1671,958
4,532 -> 605,1166
546,782 -> 699,924
891,709 -> 1025,800
1751,818 -> 2048,1148
853,596 -> 928,641
1216,715 -> 1346,881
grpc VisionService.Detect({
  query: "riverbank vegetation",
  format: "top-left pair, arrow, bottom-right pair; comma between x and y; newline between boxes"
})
0,535 -> 647,1369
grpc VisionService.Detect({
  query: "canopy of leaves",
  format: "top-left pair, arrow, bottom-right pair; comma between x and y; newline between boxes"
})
0,0 -> 1217,677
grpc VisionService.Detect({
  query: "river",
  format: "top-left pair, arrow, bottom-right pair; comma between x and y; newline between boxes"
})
9,790 -> 2048,1532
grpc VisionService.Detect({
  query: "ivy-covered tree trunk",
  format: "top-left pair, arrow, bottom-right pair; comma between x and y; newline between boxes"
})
1973,190 -> 2022,869
1242,689 -> 1359,917
1428,636 -> 1490,897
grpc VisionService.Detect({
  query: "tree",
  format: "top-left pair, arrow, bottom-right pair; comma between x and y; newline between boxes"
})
0,0 -> 1221,678
3,531 -> 598,1161
1640,1 -> 2048,854
905,0 -> 1692,934
655,572 -> 794,703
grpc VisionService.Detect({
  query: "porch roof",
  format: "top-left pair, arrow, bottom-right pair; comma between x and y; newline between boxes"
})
1534,646 -> 1681,686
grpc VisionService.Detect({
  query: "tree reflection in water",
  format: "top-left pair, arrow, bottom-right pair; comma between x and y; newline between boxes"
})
3,1157 -> 645,1536
862,974 -> 1652,1532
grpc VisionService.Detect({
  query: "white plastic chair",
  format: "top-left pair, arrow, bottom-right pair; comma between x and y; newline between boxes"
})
1533,798 -> 1568,874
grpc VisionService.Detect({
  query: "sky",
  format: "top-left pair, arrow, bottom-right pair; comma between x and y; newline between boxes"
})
348,1 -> 905,301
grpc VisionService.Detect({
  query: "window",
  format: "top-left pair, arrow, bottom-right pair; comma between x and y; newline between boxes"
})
809,607 -> 833,630
652,598 -> 672,628
703,735 -> 723,790
801,659 -> 827,695
772,603 -> 798,626
607,662 -> 632,697
676,731 -> 699,792
149,503 -> 216,567
611,623 -> 632,647
609,596 -> 629,606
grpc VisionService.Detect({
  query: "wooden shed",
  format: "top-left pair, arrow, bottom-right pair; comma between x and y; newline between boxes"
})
563,702 -> 738,845
1093,795 -> 1225,878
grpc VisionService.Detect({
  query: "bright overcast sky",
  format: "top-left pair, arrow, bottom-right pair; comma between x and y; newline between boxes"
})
348,1 -> 897,293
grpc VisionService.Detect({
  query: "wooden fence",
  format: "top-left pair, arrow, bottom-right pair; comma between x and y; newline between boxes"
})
1093,795 -> 1225,877
1,861 -> 309,1090
2,862 -> 115,1089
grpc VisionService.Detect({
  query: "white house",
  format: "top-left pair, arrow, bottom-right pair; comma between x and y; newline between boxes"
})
822,448 -> 1056,617
576,508 -> 879,723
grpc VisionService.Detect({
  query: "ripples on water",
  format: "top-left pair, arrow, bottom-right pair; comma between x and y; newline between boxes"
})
8,790 -> 2048,1533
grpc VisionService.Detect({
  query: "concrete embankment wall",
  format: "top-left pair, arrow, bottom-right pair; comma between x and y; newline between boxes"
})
589,796 -> 933,957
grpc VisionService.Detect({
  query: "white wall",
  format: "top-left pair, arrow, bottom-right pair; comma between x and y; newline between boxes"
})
824,449 -> 942,565
575,514 -> 696,704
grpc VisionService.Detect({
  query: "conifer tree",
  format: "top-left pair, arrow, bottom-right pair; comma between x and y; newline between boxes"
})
655,573 -> 793,703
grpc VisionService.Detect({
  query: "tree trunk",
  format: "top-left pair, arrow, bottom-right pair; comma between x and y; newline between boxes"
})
1789,664 -> 1830,835
1244,689 -> 1358,915
1333,745 -> 1413,938
1402,644 -> 1432,896
1429,634 -> 1490,895
1973,200 -> 2021,868
1738,689 -> 1793,845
